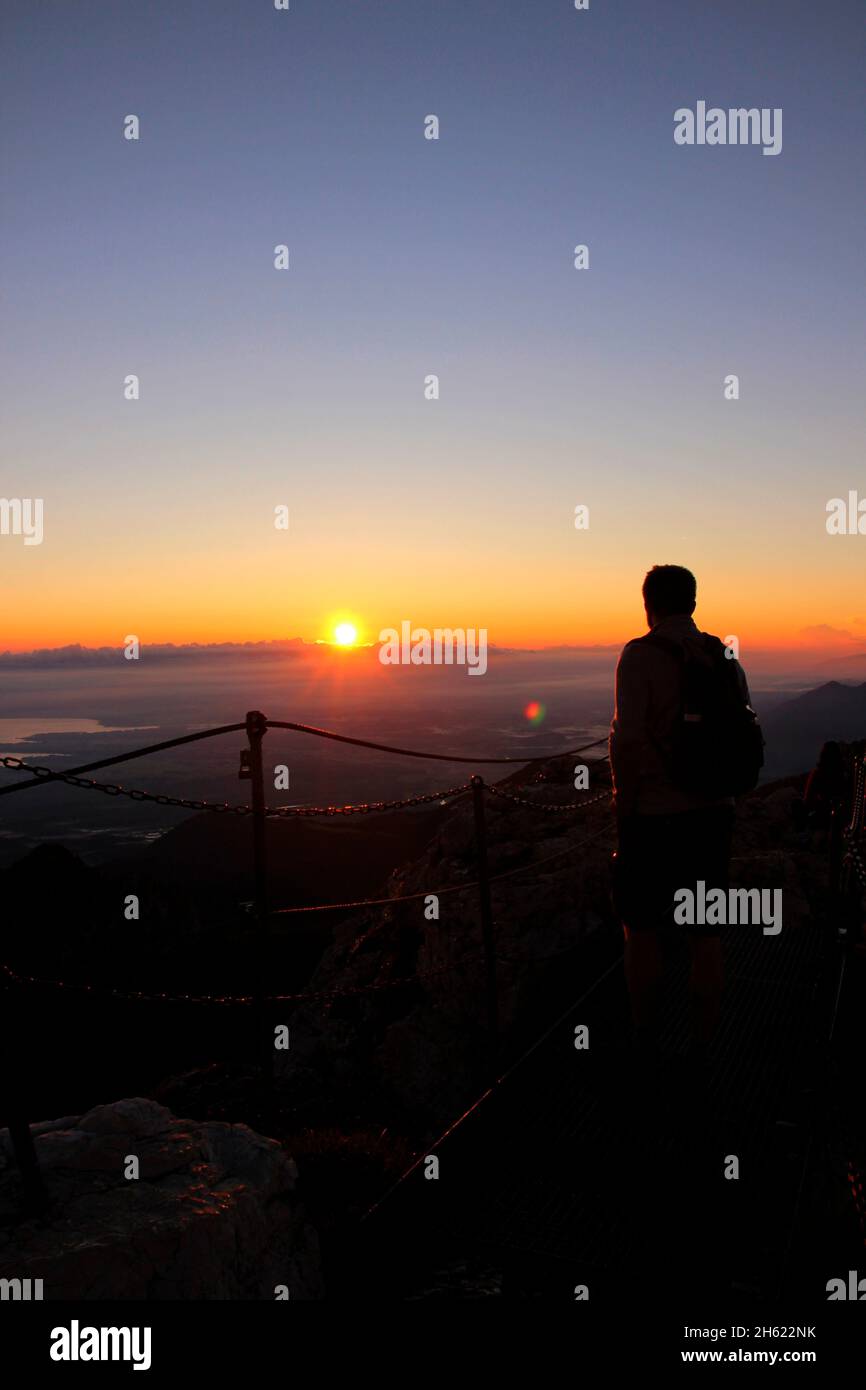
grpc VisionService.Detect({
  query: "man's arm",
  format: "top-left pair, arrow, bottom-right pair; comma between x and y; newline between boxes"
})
609,641 -> 651,822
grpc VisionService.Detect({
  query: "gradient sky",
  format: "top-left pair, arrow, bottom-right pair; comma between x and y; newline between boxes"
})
1,0 -> 864,653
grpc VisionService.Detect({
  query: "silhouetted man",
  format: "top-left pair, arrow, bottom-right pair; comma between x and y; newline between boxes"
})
609,565 -> 752,1063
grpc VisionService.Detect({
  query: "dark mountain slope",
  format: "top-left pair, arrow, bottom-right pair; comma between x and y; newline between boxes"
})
761,681 -> 866,777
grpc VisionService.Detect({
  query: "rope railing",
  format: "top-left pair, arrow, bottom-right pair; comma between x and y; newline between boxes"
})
5,706 -> 861,1228
263,719 -> 609,765
270,812 -> 614,915
0,721 -> 610,801
0,708 -> 613,1209
0,726 -> 609,814
0,722 -> 247,798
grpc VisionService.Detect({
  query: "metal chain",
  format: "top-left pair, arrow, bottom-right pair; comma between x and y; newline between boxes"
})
2,753 -> 608,820
485,783 -> 610,814
842,828 -> 866,893
840,752 -> 866,894
0,756 -> 471,818
2,951 -> 485,1006
268,783 -> 471,817
0,812 -> 617,1008
0,757 -> 252,814
1,742 -> 615,1008
849,755 -> 866,836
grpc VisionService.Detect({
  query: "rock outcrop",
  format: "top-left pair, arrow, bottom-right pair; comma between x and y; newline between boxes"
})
0,1098 -> 322,1299
276,755 -> 619,1128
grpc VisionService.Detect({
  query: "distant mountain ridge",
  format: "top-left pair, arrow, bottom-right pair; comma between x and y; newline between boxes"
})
0,640 -> 307,667
761,680 -> 866,777
0,640 -> 623,669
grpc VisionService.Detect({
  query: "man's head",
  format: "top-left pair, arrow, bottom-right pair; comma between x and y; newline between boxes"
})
642,564 -> 696,628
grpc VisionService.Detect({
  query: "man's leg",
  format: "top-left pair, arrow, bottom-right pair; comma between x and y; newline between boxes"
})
623,924 -> 663,1036
617,813 -> 668,1044
687,933 -> 723,1047
685,807 -> 733,1050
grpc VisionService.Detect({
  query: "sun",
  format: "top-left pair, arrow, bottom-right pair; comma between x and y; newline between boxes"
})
333,622 -> 358,647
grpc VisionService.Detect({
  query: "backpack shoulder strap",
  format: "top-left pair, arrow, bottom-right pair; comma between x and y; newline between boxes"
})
698,632 -> 729,662
642,631 -> 730,667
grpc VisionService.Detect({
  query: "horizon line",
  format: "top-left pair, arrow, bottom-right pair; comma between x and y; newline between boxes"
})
4,636 -> 866,665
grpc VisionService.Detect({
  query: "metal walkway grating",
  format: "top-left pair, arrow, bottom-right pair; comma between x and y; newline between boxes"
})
400,909 -> 836,1299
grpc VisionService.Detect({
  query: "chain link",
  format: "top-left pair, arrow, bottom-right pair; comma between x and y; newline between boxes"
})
2,952 -> 485,1006
486,783 -> 610,814
0,746 -> 615,1008
0,756 -> 471,818
840,751 -> 866,894
843,827 -> 866,893
0,756 -> 252,814
2,752 -> 607,819
267,783 -> 471,817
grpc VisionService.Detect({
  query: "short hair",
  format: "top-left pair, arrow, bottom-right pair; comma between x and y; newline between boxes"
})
642,564 -> 696,618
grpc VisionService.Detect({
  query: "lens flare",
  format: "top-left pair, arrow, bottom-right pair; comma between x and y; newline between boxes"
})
524,700 -> 546,725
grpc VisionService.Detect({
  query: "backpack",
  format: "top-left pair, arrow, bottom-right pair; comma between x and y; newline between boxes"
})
637,631 -> 764,798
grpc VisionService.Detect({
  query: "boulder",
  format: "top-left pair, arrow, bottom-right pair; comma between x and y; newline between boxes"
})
0,1098 -> 322,1299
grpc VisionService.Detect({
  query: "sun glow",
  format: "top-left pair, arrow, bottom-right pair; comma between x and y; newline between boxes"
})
334,622 -> 358,647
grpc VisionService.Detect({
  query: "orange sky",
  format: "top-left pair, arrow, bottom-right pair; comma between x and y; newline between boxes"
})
4,461 -> 864,654
5,533 -> 865,655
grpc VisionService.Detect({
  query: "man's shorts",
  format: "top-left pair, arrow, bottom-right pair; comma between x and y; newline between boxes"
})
613,806 -> 735,935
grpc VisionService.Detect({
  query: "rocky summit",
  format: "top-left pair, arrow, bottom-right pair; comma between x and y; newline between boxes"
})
0,1098 -> 322,1300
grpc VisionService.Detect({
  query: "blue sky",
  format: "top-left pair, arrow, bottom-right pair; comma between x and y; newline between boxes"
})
1,0 -> 864,650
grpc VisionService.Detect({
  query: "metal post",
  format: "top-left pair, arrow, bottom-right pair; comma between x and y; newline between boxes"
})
3,975 -> 48,1213
245,710 -> 272,1094
7,1112 -> 46,1213
471,775 -> 499,1079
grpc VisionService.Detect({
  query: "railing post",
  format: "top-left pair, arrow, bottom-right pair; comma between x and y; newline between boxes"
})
471,775 -> 499,1080
7,1111 -> 46,1214
3,973 -> 48,1213
244,710 -> 272,1094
